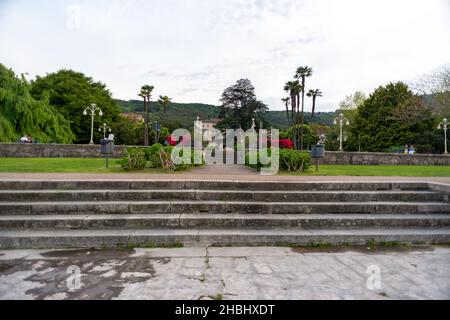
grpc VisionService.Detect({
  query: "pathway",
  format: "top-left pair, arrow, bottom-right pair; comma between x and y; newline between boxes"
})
0,246 -> 449,300
0,171 -> 449,183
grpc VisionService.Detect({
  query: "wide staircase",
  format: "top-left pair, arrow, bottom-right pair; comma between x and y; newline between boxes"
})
0,180 -> 449,249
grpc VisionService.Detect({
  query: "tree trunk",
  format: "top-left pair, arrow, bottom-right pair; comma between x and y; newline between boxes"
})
300,78 -> 305,150
285,102 -> 290,125
312,96 -> 316,119
144,97 -> 149,146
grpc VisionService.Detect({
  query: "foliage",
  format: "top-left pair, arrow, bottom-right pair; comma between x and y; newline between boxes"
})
279,149 -> 311,172
338,91 -> 367,110
158,95 -> 172,113
110,116 -> 143,146
117,147 -> 147,171
0,64 -> 75,143
307,89 -> 323,118
245,149 -> 311,172
144,144 -> 196,171
30,69 -> 120,144
216,79 -> 269,130
348,82 -> 435,153
285,124 -> 318,150
145,143 -> 164,168
413,67 -> 449,116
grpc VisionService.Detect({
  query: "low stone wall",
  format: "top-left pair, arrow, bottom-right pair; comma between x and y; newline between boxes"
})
0,143 -> 126,158
322,151 -> 450,166
0,143 -> 449,166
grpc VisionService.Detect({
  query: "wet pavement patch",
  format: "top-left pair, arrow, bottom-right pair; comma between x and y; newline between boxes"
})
0,249 -> 165,300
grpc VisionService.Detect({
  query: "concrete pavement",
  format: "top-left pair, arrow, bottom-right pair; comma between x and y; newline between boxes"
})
0,246 -> 449,300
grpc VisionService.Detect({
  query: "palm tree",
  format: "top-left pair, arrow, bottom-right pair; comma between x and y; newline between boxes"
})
307,89 -> 323,119
294,66 -> 313,150
281,97 -> 291,125
158,95 -> 172,114
284,80 -> 302,125
139,85 -> 154,146
284,80 -> 303,149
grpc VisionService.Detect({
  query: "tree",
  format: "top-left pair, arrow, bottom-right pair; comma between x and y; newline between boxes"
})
283,80 -> 302,149
0,64 -> 74,143
158,95 -> 172,113
110,116 -> 142,146
307,89 -> 322,119
139,85 -> 154,146
281,97 -> 291,125
285,124 -> 317,149
413,67 -> 449,116
338,91 -> 366,110
216,79 -> 268,130
30,70 -> 120,144
283,81 -> 301,126
349,82 -> 439,153
294,66 -> 313,150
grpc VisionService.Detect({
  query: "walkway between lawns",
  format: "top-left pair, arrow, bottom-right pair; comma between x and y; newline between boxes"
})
0,164 -> 449,184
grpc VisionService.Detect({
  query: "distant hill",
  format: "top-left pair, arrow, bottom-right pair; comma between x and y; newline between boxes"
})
116,99 -> 336,130
263,111 -> 336,129
116,99 -> 219,130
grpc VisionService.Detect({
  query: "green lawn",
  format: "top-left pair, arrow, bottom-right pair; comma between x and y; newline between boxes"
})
300,165 -> 450,177
0,158 -> 449,176
0,158 -> 124,173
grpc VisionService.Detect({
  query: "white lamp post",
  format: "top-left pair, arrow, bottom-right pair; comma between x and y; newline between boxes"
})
98,123 -> 112,139
83,103 -> 103,145
334,113 -> 350,152
438,118 -> 448,155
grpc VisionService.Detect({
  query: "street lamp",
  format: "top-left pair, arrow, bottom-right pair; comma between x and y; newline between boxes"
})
98,123 -> 112,139
438,118 -> 448,155
334,113 -> 350,152
83,103 -> 103,145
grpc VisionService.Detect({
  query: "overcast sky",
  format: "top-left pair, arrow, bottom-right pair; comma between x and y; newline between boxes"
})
0,0 -> 449,111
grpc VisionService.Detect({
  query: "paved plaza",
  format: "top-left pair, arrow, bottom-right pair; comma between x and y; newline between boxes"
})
0,245 -> 449,300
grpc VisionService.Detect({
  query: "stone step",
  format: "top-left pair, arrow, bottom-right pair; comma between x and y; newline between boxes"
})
0,190 -> 446,203
1,201 -> 450,215
1,213 -> 449,230
1,228 -> 449,249
0,180 -> 431,191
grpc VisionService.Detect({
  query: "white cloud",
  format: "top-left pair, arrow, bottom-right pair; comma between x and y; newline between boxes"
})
0,0 -> 448,111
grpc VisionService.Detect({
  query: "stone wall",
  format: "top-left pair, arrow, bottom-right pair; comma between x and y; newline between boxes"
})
0,143 -> 449,166
322,151 -> 450,166
0,143 -> 126,158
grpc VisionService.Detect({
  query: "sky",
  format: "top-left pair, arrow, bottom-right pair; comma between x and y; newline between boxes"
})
0,0 -> 449,111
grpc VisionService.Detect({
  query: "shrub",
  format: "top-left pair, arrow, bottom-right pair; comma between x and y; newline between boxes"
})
245,149 -> 311,173
118,148 -> 147,171
145,143 -> 164,168
145,144 -> 198,171
279,149 -> 310,172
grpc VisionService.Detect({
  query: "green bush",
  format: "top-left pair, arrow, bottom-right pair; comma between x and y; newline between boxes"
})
145,143 -> 164,168
279,149 -> 310,172
118,148 -> 147,171
144,144 -> 200,171
245,149 -> 311,173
